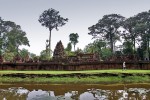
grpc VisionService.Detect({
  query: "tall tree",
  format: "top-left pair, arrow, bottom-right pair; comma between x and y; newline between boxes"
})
38,8 -> 68,56
4,21 -> 30,53
69,33 -> 79,51
0,18 -> 29,55
88,14 -> 125,53
123,17 -> 140,54
0,17 -> 5,55
133,10 -> 150,60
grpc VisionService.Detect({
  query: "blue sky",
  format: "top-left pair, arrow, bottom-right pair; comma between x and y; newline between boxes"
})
0,0 -> 150,55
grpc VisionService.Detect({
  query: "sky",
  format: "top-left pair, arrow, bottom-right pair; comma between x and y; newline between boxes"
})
0,0 -> 150,55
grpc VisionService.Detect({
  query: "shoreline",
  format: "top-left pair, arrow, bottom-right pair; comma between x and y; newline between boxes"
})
0,70 -> 150,84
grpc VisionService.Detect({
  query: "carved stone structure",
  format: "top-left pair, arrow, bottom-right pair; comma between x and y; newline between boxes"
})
107,54 -> 139,61
53,41 -> 65,59
13,54 -> 22,63
77,53 -> 100,62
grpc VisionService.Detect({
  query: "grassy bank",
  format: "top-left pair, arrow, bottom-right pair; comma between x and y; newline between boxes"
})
0,76 -> 149,84
0,70 -> 150,75
0,70 -> 150,84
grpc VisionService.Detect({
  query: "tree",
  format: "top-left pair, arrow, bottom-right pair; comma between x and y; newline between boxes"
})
19,48 -> 29,59
5,27 -> 29,53
88,14 -> 125,53
65,42 -> 72,52
0,17 -> 6,55
123,17 -> 140,54
39,50 -> 50,61
93,39 -> 106,54
65,42 -> 72,56
84,39 -> 107,60
136,10 -> 150,60
101,48 -> 112,60
122,41 -> 134,55
38,8 -> 68,56
69,33 -> 79,51
3,50 -> 15,62
30,53 -> 37,60
84,43 -> 95,53
0,18 -> 30,55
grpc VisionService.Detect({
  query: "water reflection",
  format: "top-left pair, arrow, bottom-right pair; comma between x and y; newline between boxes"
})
0,84 -> 149,100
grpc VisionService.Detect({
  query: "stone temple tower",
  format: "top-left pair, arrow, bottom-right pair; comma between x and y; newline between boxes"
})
53,40 -> 65,59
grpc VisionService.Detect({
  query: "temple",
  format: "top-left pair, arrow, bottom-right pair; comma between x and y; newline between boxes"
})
0,40 -> 149,70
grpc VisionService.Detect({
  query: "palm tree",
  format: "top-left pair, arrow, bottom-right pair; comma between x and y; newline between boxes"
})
69,33 -> 79,51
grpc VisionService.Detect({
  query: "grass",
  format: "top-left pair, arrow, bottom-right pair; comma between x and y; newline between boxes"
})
0,76 -> 149,84
0,70 -> 149,84
0,69 -> 150,75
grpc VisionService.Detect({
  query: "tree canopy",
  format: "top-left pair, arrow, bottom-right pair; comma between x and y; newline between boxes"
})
69,33 -> 79,51
88,14 -> 125,53
0,18 -> 30,56
88,10 -> 150,60
38,8 -> 68,56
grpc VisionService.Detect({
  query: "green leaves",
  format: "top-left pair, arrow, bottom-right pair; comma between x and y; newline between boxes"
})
0,17 -> 30,55
38,8 -> 68,56
69,33 -> 79,51
38,8 -> 68,31
88,14 -> 125,53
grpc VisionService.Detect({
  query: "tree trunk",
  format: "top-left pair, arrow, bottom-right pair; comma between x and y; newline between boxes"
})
147,37 -> 149,60
0,43 -> 1,56
110,35 -> 113,54
49,29 -> 52,57
133,38 -> 135,54
74,44 -> 75,51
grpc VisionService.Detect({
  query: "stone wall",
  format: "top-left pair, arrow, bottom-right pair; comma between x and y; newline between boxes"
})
0,61 -> 150,70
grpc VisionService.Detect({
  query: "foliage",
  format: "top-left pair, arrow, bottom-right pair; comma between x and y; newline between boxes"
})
6,29 -> 29,53
30,53 -> 36,59
133,11 -> 150,60
88,14 -> 125,53
87,10 -> 150,60
39,50 -> 50,60
69,33 -> 79,51
38,8 -> 68,56
123,10 -> 150,60
64,51 -> 75,56
101,48 -> 112,60
19,48 -> 29,59
84,39 -> 109,60
84,43 -> 95,53
3,51 -> 15,62
122,41 -> 134,55
65,42 -> 72,51
65,42 -> 73,56
0,17 -> 30,55
123,17 -> 139,52
0,17 -> 5,55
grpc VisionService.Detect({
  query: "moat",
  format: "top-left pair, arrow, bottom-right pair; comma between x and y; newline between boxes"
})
0,83 -> 150,100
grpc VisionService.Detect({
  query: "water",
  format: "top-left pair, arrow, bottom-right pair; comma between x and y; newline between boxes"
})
0,83 -> 150,100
